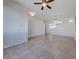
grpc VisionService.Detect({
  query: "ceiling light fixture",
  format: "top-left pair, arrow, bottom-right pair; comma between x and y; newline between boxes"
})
68,19 -> 73,23
49,24 -> 56,29
52,25 -> 56,28
29,12 -> 36,16
57,21 -> 62,24
53,21 -> 62,24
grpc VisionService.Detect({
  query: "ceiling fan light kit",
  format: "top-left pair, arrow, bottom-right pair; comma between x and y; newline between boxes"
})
34,0 -> 54,10
42,3 -> 47,7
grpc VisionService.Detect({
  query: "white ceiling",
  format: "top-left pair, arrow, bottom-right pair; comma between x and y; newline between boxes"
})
4,0 -> 76,20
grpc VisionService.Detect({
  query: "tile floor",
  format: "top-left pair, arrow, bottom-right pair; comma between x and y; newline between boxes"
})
3,35 -> 76,59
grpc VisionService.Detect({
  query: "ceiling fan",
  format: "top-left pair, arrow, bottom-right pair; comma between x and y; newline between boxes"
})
34,0 -> 54,10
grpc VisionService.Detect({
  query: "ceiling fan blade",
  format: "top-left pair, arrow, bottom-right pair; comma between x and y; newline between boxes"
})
44,0 -> 46,2
47,0 -> 54,3
47,5 -> 51,9
41,7 -> 44,10
42,0 -> 45,3
34,3 -> 42,4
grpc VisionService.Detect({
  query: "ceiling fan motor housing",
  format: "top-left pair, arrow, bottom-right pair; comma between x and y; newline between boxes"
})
34,0 -> 54,10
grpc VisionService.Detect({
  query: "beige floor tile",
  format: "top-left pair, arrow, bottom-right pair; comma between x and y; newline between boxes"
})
4,35 -> 76,59
3,47 -> 19,59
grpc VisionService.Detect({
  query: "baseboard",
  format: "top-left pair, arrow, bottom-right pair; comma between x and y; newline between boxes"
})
3,40 -> 28,49
28,34 -> 45,40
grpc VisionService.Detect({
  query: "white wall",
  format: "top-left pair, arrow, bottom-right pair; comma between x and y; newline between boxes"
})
47,17 -> 75,38
28,16 -> 45,38
3,1 -> 28,48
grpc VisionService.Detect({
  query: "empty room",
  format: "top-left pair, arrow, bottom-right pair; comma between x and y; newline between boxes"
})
3,0 -> 76,59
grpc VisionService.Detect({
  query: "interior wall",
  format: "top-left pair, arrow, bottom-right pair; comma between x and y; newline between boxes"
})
28,16 -> 45,38
3,1 -> 28,48
47,17 -> 75,38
